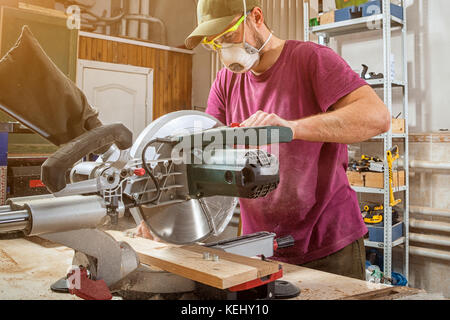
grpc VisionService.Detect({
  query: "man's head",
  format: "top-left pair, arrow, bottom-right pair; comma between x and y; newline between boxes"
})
185,0 -> 272,73
185,0 -> 264,49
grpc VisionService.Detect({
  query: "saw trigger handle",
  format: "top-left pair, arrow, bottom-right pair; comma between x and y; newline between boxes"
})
42,123 -> 133,193
274,235 -> 295,250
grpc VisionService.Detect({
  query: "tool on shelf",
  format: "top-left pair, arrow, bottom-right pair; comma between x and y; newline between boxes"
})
349,153 -> 383,172
362,204 -> 384,224
304,0 -> 410,286
387,146 -> 402,207
361,64 -> 384,80
361,203 -> 400,226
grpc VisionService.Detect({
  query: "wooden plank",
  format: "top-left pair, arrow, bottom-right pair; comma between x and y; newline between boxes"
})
85,37 -> 92,61
107,39 -> 113,63
183,244 -> 280,280
167,51 -> 173,113
173,53 -> 180,108
118,41 -> 127,64
179,53 -> 186,107
91,37 -> 98,61
108,231 -> 280,290
158,50 -> 166,118
186,55 -> 193,108
112,40 -> 118,64
136,45 -> 143,66
79,36 -> 87,60
339,286 -> 424,300
141,47 -> 148,67
101,39 -> 108,62
128,43 -> 137,66
149,48 -> 156,69
153,49 -> 160,120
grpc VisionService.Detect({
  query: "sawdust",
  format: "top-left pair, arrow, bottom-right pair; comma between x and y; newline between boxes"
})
152,246 -> 168,250
0,249 -> 21,273
25,236 -> 62,248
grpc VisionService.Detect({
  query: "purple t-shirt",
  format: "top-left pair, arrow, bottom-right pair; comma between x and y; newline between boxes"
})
206,40 -> 368,265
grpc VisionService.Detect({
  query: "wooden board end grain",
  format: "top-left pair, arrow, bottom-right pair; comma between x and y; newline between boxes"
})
108,230 -> 280,290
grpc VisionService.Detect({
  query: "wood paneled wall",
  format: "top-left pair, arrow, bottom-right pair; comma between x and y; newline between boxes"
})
78,35 -> 193,120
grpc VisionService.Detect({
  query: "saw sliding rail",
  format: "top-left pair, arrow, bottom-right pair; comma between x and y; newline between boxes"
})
0,208 -> 29,233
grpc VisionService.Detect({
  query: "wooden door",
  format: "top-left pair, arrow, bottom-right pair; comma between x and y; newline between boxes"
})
77,60 -> 153,141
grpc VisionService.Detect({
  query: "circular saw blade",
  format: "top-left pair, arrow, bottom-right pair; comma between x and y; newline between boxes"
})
132,111 -> 238,245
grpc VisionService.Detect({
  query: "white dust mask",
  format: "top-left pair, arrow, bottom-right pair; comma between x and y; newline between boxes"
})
218,32 -> 273,74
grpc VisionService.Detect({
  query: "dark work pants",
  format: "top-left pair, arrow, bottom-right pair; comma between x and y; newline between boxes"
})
301,238 -> 367,281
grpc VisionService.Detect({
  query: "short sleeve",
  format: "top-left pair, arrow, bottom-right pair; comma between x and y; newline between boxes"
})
206,71 -> 227,125
310,46 -> 368,112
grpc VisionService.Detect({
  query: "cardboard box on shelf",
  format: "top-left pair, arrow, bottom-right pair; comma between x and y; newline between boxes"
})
392,118 -> 405,134
319,10 -> 335,24
347,170 -> 406,189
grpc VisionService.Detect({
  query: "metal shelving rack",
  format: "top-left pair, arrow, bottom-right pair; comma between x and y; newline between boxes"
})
304,0 -> 409,284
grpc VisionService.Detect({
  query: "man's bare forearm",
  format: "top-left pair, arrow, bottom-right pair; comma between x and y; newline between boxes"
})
241,86 -> 391,143
289,98 -> 391,144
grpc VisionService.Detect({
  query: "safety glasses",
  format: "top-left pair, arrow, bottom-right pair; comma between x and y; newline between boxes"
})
201,12 -> 250,51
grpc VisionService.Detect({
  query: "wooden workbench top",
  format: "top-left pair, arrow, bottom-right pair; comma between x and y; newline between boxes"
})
0,235 -> 422,300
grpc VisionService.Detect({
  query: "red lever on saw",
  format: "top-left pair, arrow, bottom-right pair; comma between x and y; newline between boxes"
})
67,268 -> 112,300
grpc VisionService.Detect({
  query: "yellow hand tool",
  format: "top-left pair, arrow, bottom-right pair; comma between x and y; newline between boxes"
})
362,204 -> 384,224
361,155 -> 383,163
387,146 -> 402,207
364,213 -> 384,224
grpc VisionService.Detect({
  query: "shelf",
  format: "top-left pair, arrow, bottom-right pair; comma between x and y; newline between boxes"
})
310,14 -> 403,38
304,0 -> 409,281
366,78 -> 405,88
370,133 -> 407,140
351,185 -> 407,194
365,236 -> 405,249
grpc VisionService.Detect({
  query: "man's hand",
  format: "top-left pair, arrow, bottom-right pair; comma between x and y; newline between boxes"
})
136,221 -> 160,242
241,111 -> 295,130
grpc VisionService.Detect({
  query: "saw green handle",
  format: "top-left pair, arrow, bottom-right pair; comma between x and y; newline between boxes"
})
178,126 -> 294,148
41,123 -> 133,193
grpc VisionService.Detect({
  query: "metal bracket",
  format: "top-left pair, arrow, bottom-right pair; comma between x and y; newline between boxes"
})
42,229 -> 139,286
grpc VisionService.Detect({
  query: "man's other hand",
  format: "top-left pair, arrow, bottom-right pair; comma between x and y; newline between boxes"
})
136,221 -> 160,242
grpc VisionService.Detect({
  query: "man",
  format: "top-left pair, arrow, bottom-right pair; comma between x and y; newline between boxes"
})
183,0 -> 392,281
141,0 -> 390,280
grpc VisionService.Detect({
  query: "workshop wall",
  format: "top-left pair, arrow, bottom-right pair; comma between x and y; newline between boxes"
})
406,133 -> 450,298
148,0 -> 211,113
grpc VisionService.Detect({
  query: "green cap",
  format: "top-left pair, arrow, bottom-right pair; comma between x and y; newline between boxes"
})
185,0 -> 261,49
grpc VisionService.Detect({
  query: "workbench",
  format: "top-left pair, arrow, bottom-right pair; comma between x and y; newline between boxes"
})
0,235 -> 425,300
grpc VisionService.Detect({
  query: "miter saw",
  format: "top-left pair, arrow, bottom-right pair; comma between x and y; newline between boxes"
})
0,26 -> 299,300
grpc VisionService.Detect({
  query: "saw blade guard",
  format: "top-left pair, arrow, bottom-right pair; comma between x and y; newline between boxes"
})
131,111 -> 239,244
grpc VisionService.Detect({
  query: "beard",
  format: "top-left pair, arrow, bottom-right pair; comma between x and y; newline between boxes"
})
246,21 -> 266,49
